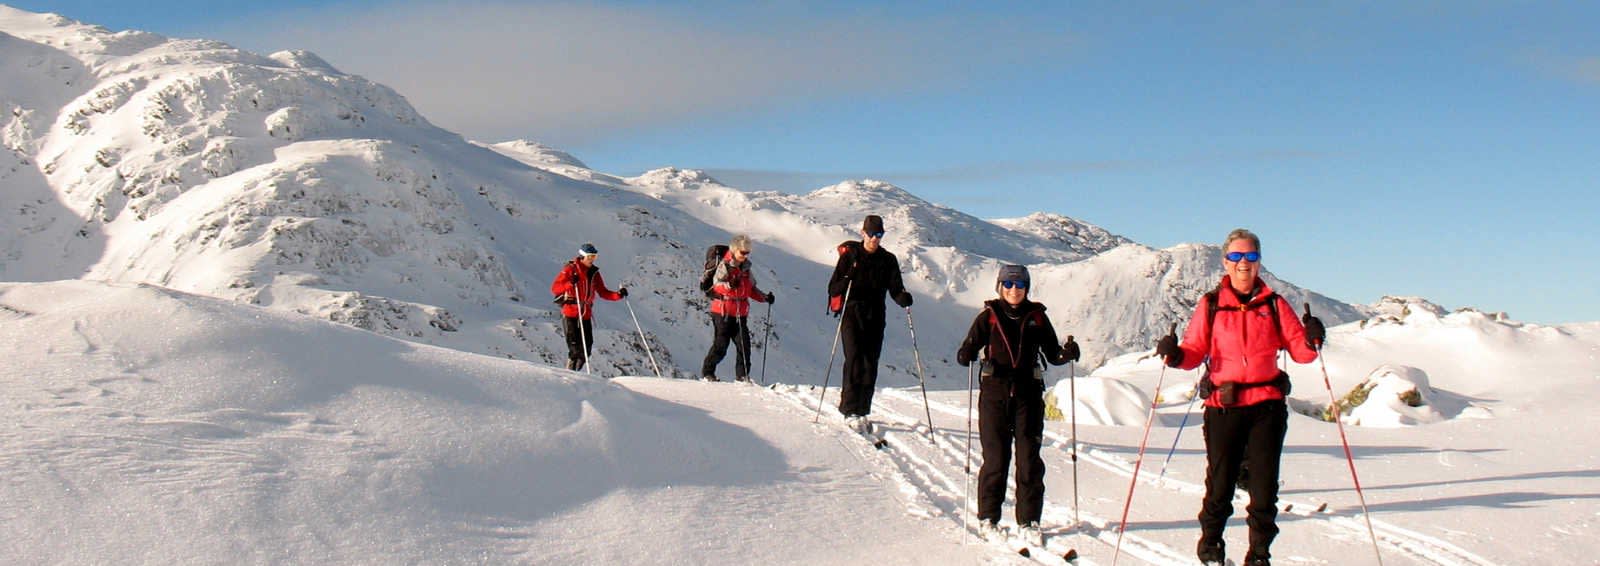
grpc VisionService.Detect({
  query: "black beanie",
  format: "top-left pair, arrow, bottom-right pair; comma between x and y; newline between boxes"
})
862,215 -> 885,234
997,264 -> 1030,286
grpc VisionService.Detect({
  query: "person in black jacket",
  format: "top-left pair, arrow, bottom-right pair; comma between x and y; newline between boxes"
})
956,264 -> 1079,545
827,214 -> 913,432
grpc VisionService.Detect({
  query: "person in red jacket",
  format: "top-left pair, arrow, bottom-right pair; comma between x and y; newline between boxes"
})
550,243 -> 627,372
1155,228 -> 1326,566
701,234 -> 773,382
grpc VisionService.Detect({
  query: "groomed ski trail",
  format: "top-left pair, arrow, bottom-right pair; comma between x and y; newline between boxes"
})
874,386 -> 1499,566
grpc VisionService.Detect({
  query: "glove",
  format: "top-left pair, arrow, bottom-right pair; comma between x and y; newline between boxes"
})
956,350 -> 972,367
1303,313 -> 1326,349
894,291 -> 913,308
1062,335 -> 1080,363
618,287 -> 629,298
765,291 -> 776,304
705,288 -> 719,299
1155,325 -> 1182,367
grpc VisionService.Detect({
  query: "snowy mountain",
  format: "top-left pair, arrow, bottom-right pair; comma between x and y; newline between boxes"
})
2,6 -> 1372,387
5,7 -> 1600,565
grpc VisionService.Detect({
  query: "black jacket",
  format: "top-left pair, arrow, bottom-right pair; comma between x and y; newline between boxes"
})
828,241 -> 911,310
957,299 -> 1070,371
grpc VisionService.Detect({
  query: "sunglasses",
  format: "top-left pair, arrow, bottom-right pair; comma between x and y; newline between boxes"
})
866,231 -> 885,239
734,249 -> 751,256
1225,251 -> 1261,263
1001,280 -> 1029,289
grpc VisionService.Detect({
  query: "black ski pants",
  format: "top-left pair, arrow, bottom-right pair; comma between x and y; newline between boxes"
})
837,304 -> 886,417
1199,399 -> 1288,559
701,314 -> 752,379
562,316 -> 594,370
977,368 -> 1046,525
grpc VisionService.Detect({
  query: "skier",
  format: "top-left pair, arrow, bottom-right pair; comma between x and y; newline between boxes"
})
550,243 -> 628,372
955,264 -> 1079,547
827,214 -> 913,432
1155,228 -> 1326,566
701,234 -> 774,382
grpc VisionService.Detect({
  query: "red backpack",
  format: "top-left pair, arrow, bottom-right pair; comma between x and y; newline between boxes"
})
827,240 -> 863,315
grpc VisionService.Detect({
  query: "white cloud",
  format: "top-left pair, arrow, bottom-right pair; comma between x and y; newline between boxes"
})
217,2 -> 1076,146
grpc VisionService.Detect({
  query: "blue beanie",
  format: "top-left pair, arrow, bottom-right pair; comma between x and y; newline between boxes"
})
579,243 -> 599,256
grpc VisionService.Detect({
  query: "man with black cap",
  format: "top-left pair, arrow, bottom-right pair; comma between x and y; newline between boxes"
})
550,243 -> 628,372
827,214 -> 913,432
955,264 -> 1079,547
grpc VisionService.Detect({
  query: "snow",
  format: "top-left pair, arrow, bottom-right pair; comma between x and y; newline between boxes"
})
3,5 -> 1600,564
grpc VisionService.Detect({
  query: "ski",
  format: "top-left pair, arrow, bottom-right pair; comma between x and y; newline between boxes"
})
859,420 -> 887,449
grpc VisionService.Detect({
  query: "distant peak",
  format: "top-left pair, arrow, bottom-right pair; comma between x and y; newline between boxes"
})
633,167 -> 723,187
488,140 -> 588,169
268,50 -> 340,74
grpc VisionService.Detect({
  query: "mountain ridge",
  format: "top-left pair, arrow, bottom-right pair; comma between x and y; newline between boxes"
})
0,6 -> 1435,382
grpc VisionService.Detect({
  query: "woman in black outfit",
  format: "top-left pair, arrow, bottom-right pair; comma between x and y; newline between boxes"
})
956,264 -> 1079,546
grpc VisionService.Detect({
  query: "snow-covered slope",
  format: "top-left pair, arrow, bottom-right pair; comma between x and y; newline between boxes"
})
5,278 -> 1597,565
0,280 -> 990,564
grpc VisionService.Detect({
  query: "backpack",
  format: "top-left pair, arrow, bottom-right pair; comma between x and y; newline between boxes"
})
827,240 -> 863,315
698,244 -> 729,292
1201,288 -> 1283,342
1197,288 -> 1291,398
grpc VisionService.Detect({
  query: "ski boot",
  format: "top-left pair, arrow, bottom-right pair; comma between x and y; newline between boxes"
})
1197,538 -> 1226,565
976,519 -> 1002,543
1018,522 -> 1043,547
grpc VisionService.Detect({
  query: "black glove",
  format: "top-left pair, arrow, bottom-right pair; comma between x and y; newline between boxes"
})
705,288 -> 719,299
1062,335 -> 1080,363
618,287 -> 629,298
1155,324 -> 1182,367
894,291 -> 913,308
956,350 -> 972,367
765,291 -> 776,304
1303,312 -> 1325,349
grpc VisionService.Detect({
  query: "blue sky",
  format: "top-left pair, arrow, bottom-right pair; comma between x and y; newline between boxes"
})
14,1 -> 1600,323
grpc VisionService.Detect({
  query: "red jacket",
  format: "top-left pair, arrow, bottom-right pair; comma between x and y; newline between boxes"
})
1173,277 -> 1318,408
708,251 -> 768,317
550,258 -> 622,319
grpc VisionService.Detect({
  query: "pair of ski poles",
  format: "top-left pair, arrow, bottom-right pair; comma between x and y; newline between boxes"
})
1110,309 -> 1382,566
571,289 -> 663,378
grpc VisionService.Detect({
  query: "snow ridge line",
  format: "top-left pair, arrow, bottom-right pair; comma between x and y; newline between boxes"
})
901,388 -> 1499,566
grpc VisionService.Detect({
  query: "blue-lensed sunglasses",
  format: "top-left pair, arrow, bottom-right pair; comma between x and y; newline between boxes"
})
1225,251 -> 1262,263
866,231 -> 885,239
1001,280 -> 1029,289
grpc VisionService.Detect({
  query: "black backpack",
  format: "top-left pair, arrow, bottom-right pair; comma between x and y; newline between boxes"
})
698,244 -> 729,291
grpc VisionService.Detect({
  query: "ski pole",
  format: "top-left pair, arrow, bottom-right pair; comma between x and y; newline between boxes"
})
1308,303 -> 1384,566
963,361 -> 975,544
814,281 -> 852,423
577,292 -> 592,376
1113,323 -> 1177,566
759,301 -> 773,386
1068,353 -> 1079,530
624,297 -> 662,378
1155,377 -> 1201,485
904,307 -> 936,443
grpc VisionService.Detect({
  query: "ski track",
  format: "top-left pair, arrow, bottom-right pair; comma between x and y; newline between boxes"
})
855,387 -> 1501,566
755,381 -> 1501,566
